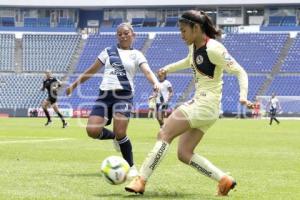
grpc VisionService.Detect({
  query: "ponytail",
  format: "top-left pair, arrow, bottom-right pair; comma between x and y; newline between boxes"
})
179,10 -> 221,39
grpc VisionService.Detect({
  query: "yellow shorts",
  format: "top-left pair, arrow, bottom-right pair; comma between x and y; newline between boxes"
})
177,98 -> 219,133
148,102 -> 155,109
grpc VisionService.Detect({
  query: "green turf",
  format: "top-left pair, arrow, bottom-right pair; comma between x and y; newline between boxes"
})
0,118 -> 299,200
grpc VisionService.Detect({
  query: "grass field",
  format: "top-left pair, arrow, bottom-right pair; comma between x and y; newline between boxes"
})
0,118 -> 299,200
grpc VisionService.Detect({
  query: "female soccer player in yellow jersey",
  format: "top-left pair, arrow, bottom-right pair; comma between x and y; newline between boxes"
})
125,10 -> 253,196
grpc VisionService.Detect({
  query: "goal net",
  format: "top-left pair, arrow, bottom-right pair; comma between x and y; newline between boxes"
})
256,96 -> 300,117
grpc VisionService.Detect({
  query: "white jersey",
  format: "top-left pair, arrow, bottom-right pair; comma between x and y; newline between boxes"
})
156,79 -> 172,103
98,47 -> 147,91
270,97 -> 279,109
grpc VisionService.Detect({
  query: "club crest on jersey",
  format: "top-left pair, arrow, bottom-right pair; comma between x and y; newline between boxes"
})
196,55 -> 203,65
129,53 -> 137,60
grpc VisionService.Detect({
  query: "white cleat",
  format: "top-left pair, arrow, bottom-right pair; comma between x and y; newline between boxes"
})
127,165 -> 139,180
113,139 -> 121,152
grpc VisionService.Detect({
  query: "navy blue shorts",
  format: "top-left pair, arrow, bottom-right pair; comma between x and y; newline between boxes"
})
156,103 -> 169,113
90,90 -> 133,126
270,108 -> 277,116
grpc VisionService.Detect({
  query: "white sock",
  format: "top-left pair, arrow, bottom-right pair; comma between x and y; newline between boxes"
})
189,154 -> 225,182
139,140 -> 169,181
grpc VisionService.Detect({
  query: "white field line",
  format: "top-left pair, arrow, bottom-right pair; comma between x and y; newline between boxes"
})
0,138 -> 74,144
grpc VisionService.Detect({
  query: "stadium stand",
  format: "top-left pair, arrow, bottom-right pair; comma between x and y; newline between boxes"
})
111,18 -> 123,27
0,33 -> 15,71
0,73 -> 63,109
58,18 -> 74,28
265,75 -> 300,113
0,17 -> 15,26
22,34 -> 80,72
24,17 -> 51,28
221,75 -> 267,113
164,17 -> 178,27
143,18 -> 157,27
146,33 -> 189,73
223,33 -> 289,73
266,75 -> 300,96
59,75 -> 101,109
131,18 -> 144,27
268,16 -> 297,26
0,22 -> 299,116
281,33 -> 300,72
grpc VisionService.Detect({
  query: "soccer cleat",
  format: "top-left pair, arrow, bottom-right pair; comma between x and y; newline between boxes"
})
113,139 -> 121,152
62,122 -> 68,128
217,175 -> 236,196
125,176 -> 146,194
127,165 -> 139,180
44,120 -> 52,126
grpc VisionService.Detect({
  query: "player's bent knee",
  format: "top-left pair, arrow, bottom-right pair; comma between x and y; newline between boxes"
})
41,102 -> 46,109
157,129 -> 173,143
177,150 -> 191,164
86,127 -> 102,139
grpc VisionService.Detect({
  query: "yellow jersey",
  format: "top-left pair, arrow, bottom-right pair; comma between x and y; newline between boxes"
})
164,38 -> 248,107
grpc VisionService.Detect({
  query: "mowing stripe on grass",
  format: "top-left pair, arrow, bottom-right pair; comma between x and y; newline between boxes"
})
0,138 -> 74,144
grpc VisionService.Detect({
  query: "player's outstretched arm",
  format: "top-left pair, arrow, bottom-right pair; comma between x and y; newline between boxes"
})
140,63 -> 160,92
66,59 -> 103,96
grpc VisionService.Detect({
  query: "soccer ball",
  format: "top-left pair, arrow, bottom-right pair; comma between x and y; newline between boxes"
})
100,156 -> 130,185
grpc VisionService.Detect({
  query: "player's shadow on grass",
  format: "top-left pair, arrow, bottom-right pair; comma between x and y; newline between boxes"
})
62,173 -> 100,177
95,191 -> 204,199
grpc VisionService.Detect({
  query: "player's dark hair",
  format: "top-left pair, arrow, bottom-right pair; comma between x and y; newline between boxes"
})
179,10 -> 221,39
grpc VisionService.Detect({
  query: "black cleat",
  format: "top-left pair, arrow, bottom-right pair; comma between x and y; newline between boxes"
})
45,121 -> 52,126
62,122 -> 68,128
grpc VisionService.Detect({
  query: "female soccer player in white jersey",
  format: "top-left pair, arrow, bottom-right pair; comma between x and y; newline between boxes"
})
155,72 -> 173,127
267,93 -> 280,125
66,23 -> 160,178
125,10 -> 253,196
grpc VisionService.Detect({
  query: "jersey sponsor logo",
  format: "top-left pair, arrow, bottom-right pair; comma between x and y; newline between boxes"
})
110,68 -> 127,76
111,62 -> 123,68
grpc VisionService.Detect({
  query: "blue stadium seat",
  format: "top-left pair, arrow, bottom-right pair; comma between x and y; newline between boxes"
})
223,33 -> 288,73
0,33 -> 15,71
23,34 -> 80,72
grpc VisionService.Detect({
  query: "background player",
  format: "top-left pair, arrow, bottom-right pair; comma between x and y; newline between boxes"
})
267,93 -> 281,125
147,92 -> 156,119
41,70 -> 68,128
155,72 -> 173,127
